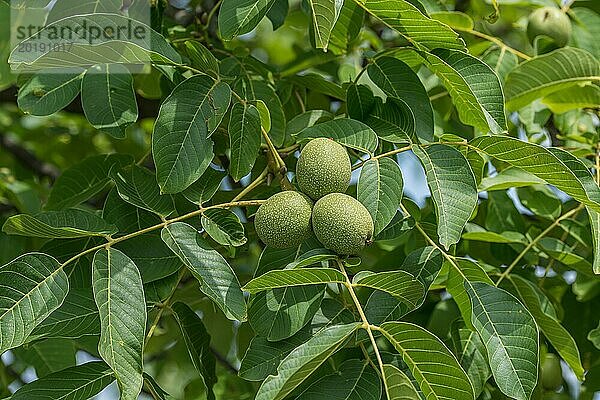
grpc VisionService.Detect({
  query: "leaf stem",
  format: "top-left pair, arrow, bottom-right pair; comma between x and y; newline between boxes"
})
398,203 -> 466,281
456,28 -> 531,60
232,167 -> 269,202
145,270 -> 186,345
338,260 -> 388,397
352,145 -> 412,171
261,126 -> 294,190
59,199 -> 266,269
495,204 -> 584,286
205,0 -> 223,30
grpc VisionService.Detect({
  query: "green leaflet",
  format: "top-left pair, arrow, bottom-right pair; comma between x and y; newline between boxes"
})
0,253 -> 69,354
465,282 -> 538,400
92,248 -> 146,400
379,322 -> 474,400
255,323 -> 361,400
413,144 -> 478,250
153,75 -> 231,193
161,222 -> 247,321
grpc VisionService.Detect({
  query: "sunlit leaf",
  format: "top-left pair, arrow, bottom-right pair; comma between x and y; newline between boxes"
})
358,157 -> 404,235
219,0 -> 276,40
356,0 -> 464,51
92,248 -> 146,400
0,253 -> 68,354
465,282 -> 538,400
413,144 -> 478,250
244,268 -> 346,293
3,209 -> 117,238
379,322 -> 474,400
255,323 -> 361,400
11,362 -> 113,400
505,48 -> 600,110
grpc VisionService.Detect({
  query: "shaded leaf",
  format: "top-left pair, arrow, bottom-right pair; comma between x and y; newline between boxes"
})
368,57 -> 433,142
111,165 -> 175,217
29,288 -> 99,341
248,285 -> 325,341
201,208 -> 247,247
171,302 -> 217,400
294,118 -> 378,154
182,167 -> 226,206
229,102 -> 262,182
81,64 -> 138,138
45,154 -> 133,211
508,275 -> 584,379
286,248 -> 337,269
18,69 -> 84,116
449,319 -> 491,397
296,359 -> 381,399
153,75 -> 231,193
161,222 -> 247,321
239,328 -> 312,381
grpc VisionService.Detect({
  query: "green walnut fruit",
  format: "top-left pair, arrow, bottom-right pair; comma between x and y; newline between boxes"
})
527,7 -> 571,47
254,191 -> 313,249
541,353 -> 563,391
312,193 -> 374,255
296,138 -> 351,200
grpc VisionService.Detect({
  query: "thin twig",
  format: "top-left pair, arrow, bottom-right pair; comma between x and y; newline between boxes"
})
145,270 -> 186,345
456,28 -> 531,60
352,145 -> 412,171
338,260 -> 389,398
59,199 -> 267,270
204,0 -> 223,30
0,133 -> 60,180
496,205 -> 584,286
232,167 -> 268,202
210,346 -> 239,374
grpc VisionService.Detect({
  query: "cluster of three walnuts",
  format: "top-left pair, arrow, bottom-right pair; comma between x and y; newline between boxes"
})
254,138 -> 374,255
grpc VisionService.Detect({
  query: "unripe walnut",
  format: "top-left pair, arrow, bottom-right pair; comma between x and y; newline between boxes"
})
312,193 -> 374,255
296,138 -> 351,200
527,7 -> 571,47
254,191 -> 313,248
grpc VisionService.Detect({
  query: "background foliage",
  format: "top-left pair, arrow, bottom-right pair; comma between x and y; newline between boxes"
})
0,0 -> 599,399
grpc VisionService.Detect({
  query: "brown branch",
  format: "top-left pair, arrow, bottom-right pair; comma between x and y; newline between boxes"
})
0,133 -> 60,180
210,346 -> 239,374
